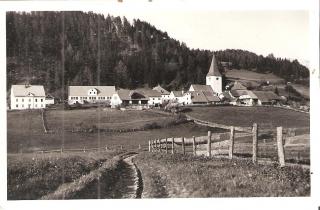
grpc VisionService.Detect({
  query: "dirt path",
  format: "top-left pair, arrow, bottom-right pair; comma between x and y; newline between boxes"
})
42,154 -> 143,199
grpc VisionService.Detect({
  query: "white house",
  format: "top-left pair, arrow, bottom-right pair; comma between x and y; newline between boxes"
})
68,86 -> 116,105
169,91 -> 185,104
10,84 -> 46,110
45,94 -> 55,105
152,85 -> 171,103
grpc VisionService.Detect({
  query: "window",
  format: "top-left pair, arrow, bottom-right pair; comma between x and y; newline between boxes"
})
29,99 -> 31,102
16,99 -> 18,102
89,97 -> 91,99
16,104 -> 18,108
22,104 -> 24,108
41,104 -> 43,107
35,104 -> 37,108
22,99 -> 24,102
216,78 -> 219,80
41,99 -> 43,102
35,99 -> 37,102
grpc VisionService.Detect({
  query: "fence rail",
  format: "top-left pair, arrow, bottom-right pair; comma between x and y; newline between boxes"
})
148,123 -> 308,168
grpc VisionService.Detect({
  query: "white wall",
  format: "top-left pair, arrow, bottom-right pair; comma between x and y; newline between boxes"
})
111,93 -> 122,107
11,95 -> 46,110
206,76 -> 222,94
148,97 -> 162,106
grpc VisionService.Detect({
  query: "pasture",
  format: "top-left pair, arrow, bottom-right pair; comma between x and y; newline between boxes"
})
7,109 -> 216,153
225,69 -> 285,84
188,106 -> 310,128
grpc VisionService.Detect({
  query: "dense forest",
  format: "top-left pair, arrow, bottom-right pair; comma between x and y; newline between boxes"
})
6,11 -> 309,98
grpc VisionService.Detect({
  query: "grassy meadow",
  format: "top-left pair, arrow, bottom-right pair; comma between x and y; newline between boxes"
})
225,69 -> 285,84
188,106 -> 310,128
135,152 -> 310,197
7,151 -> 122,200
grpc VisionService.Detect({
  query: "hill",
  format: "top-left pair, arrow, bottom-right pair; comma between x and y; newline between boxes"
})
6,11 -> 309,98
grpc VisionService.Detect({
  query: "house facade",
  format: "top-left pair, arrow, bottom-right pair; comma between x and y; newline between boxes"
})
152,85 -> 171,103
68,86 -> 116,105
10,85 -> 46,110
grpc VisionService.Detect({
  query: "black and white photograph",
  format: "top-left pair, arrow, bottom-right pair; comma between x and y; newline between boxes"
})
1,0 -> 319,209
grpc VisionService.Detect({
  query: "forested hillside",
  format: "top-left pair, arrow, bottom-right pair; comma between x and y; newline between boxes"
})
6,11 -> 309,98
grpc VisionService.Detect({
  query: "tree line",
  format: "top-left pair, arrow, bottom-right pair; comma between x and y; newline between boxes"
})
6,11 -> 309,98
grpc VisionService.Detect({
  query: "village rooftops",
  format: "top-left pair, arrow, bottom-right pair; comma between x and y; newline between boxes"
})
68,86 -> 116,97
171,91 -> 184,97
135,88 -> 162,98
207,54 -> 221,77
231,81 -> 247,90
190,91 -> 220,103
152,85 -> 170,95
190,84 -> 214,93
11,85 -> 45,97
252,91 -> 280,103
230,89 -> 257,98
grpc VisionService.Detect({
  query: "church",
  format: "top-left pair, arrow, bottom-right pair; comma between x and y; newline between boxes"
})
189,54 -> 222,95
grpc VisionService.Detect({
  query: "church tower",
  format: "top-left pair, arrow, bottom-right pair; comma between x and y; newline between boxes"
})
206,54 -> 222,94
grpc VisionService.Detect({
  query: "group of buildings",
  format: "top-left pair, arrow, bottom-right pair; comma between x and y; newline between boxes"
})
9,54 -> 281,110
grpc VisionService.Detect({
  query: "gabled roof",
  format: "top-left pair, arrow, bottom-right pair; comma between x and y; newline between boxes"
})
207,54 -> 221,77
203,91 -> 220,102
252,91 -> 280,102
238,90 -> 258,99
135,88 -> 162,97
68,86 -> 116,97
231,81 -> 247,90
11,85 -> 45,97
230,89 -> 257,98
171,91 -> 184,97
190,84 -> 214,93
190,91 -> 220,103
152,85 -> 170,95
117,89 -> 148,101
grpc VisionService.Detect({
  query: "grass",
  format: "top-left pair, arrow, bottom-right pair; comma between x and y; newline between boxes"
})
7,108 -> 220,153
188,106 -> 309,128
225,69 -> 285,84
7,151 -> 121,200
135,152 -> 310,197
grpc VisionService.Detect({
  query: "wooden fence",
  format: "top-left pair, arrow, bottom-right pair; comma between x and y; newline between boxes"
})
148,123 -> 289,167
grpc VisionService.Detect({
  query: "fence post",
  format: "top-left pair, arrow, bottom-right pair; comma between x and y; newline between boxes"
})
181,137 -> 185,155
277,126 -> 285,167
165,138 -> 168,154
138,144 -> 141,150
252,123 -> 258,164
207,131 -> 212,157
83,147 -> 86,153
148,141 -> 151,152
229,126 -> 235,159
192,136 -> 196,156
105,145 -> 108,151
60,148 -> 63,154
172,137 -> 175,154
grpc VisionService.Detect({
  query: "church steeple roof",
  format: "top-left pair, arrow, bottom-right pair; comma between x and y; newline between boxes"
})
207,54 -> 221,77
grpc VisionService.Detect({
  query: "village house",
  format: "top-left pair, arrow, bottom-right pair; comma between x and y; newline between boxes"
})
45,94 -> 55,106
68,86 -> 116,105
10,84 -> 46,110
111,88 -> 162,108
169,91 -> 185,104
252,91 -> 281,105
152,85 -> 171,103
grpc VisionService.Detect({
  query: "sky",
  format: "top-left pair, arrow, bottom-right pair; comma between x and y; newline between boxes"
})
92,8 -> 310,65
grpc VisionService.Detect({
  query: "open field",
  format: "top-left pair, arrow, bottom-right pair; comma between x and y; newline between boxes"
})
135,152 -> 310,197
188,106 -> 309,128
7,151 -> 121,200
7,109 -> 220,153
225,69 -> 285,84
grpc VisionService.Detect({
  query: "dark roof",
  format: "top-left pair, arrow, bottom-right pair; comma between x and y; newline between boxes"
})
190,91 -> 220,103
135,88 -> 161,97
117,89 -> 149,101
207,54 -> 221,77
190,84 -> 213,92
252,91 -> 281,102
152,85 -> 170,95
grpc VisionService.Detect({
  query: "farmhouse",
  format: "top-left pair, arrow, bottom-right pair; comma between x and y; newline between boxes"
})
68,86 -> 116,105
10,84 -> 46,110
169,91 -> 185,104
153,85 -> 171,103
45,94 -> 55,105
252,91 -> 281,105
136,88 -> 162,107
